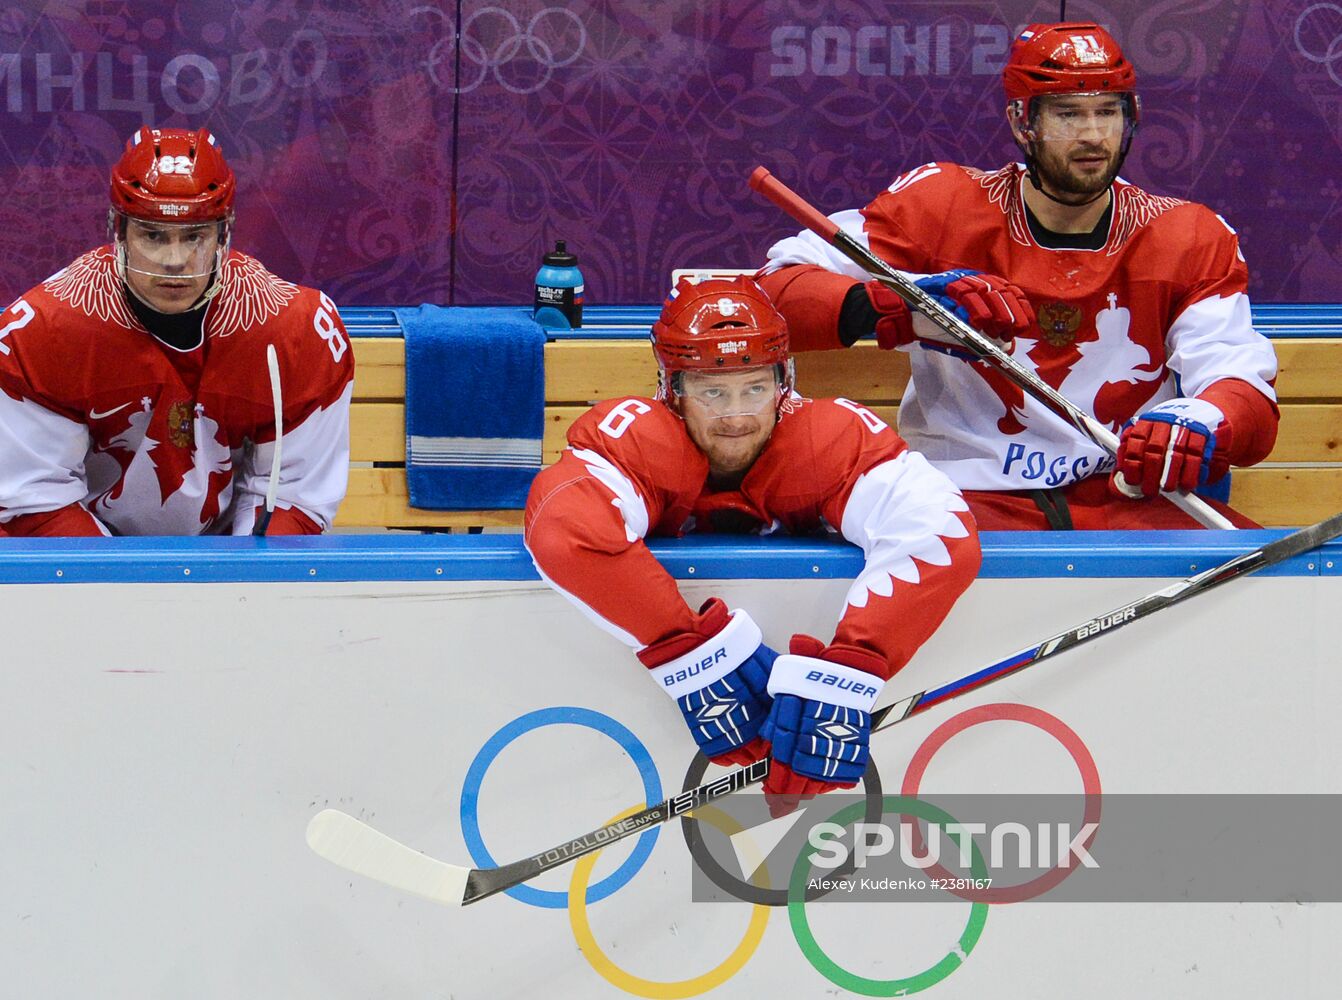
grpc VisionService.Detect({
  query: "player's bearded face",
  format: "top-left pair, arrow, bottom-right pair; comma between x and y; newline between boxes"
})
122,219 -> 221,314
678,367 -> 780,479
1027,94 -> 1127,201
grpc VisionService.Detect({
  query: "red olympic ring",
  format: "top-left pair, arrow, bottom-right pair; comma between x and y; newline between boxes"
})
900,702 -> 1101,904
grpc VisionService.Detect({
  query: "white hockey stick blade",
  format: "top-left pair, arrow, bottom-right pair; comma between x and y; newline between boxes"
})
306,809 -> 469,907
263,342 -> 283,514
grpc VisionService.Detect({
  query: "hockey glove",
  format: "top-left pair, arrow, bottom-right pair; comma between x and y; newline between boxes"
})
843,272 -> 1034,354
639,599 -> 778,767
760,634 -> 886,818
1115,398 -> 1230,498
912,269 -> 1035,350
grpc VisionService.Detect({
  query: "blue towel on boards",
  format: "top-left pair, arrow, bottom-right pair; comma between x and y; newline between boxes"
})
400,305 -> 546,510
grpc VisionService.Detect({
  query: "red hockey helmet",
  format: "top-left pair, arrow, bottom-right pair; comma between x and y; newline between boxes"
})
1004,24 -> 1140,206
108,127 -> 235,306
651,275 -> 793,406
1003,23 -> 1139,122
109,126 -> 236,224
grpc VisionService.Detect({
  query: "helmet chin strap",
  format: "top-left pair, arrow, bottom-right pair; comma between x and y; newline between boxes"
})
118,262 -> 220,314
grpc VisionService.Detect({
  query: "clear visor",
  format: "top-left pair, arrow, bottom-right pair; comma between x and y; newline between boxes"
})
1021,93 -> 1136,143
675,367 -> 782,418
112,211 -> 227,282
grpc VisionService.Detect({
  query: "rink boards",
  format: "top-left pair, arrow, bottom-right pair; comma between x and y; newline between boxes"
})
3,532 -> 1340,1000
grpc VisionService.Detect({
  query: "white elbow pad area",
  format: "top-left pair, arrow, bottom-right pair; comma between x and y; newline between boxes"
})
840,451 -> 971,608
1166,292 -> 1277,401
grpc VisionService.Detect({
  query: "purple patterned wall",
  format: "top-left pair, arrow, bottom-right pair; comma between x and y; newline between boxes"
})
0,1 -> 1339,305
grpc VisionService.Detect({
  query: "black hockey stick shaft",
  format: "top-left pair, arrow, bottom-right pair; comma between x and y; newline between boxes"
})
463,757 -> 771,904
461,513 -> 1342,904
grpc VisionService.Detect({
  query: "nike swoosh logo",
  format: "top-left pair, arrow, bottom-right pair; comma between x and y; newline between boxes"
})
89,402 -> 132,420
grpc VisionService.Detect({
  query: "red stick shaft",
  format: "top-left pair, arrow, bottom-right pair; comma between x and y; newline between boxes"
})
748,166 -> 840,242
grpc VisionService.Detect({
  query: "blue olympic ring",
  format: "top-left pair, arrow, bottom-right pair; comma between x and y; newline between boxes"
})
459,706 -> 663,909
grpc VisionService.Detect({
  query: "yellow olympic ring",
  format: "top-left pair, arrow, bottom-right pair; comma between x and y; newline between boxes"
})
567,805 -> 771,998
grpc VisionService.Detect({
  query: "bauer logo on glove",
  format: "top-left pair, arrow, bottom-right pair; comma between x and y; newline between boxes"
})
804,669 -> 881,699
659,646 -> 729,688
638,599 -> 779,768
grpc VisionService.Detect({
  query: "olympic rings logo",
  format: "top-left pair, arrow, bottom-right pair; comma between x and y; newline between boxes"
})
459,703 -> 1100,997
410,5 -> 586,95
1295,4 -> 1342,88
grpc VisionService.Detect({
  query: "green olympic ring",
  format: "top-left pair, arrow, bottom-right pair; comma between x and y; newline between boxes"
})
787,795 -> 990,996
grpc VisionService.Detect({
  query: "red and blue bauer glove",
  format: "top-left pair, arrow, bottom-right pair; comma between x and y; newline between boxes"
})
638,599 -> 779,767
846,270 -> 1035,354
759,635 -> 887,817
1115,398 -> 1231,498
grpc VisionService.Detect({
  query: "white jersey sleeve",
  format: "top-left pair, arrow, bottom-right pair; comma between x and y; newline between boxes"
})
0,389 -> 97,522
230,381 -> 353,534
760,209 -> 876,280
838,449 -> 973,609
1165,291 -> 1277,402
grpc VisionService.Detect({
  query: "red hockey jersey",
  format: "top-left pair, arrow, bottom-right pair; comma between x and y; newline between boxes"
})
760,163 -> 1279,491
524,395 -> 980,678
0,247 -> 354,535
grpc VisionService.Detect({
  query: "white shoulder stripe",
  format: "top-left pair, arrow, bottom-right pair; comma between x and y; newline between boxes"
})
887,163 -> 941,195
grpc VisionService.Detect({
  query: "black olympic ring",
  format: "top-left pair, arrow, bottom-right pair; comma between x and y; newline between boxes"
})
679,750 -> 885,908
1295,3 -> 1342,88
411,5 -> 586,95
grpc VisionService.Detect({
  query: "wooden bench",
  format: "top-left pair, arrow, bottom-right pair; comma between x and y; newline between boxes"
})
337,306 -> 1342,529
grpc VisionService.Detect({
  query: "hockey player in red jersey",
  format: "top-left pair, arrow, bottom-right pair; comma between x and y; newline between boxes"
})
525,277 -> 979,813
0,126 -> 354,536
758,23 -> 1278,529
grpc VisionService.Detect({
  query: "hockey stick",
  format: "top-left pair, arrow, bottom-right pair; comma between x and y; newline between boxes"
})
307,512 -> 1341,907
747,166 -> 1235,531
252,344 -> 283,537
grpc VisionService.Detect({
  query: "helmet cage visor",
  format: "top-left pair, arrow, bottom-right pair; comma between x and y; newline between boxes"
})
109,209 -> 232,300
673,365 -> 782,417
1011,91 -> 1140,145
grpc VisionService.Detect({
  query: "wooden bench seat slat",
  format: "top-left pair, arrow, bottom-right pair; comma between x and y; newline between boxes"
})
1271,404 -> 1342,462
1273,339 -> 1342,400
338,469 -> 524,528
1229,467 -> 1342,527
353,402 -> 1341,464
350,339 -> 406,401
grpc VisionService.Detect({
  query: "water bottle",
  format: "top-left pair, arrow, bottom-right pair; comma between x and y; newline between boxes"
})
533,240 -> 584,329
